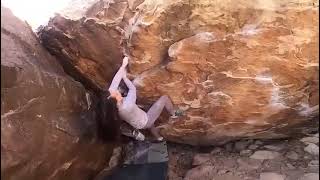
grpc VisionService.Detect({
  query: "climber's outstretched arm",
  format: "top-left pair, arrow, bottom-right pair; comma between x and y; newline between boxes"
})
123,75 -> 137,103
108,57 -> 129,92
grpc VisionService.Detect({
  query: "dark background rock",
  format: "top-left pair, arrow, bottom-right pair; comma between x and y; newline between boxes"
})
37,15 -> 123,93
1,6 -> 115,180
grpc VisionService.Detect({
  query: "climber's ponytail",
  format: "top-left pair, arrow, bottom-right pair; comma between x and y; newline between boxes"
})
96,92 -> 121,142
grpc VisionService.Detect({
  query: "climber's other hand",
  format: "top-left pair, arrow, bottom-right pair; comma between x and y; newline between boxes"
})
122,56 -> 129,67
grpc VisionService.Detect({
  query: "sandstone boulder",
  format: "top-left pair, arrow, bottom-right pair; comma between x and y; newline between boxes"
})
38,0 -> 145,92
128,0 -> 319,145
1,6 -> 114,180
40,0 -> 319,145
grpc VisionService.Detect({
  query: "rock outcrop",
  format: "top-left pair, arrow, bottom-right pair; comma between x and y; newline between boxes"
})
39,0 -> 319,145
38,0 -> 145,92
1,6 -> 114,180
131,0 -> 319,145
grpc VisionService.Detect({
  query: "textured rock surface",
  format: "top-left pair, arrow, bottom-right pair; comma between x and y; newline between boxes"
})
259,172 -> 285,180
38,0 -> 145,92
40,0 -> 319,145
192,153 -> 211,166
300,137 -> 320,144
1,6 -> 114,180
304,143 -> 319,156
250,151 -> 281,160
299,173 -> 319,180
184,165 -> 216,180
128,0 -> 319,145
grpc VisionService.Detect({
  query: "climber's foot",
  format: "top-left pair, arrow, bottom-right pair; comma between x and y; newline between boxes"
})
170,109 -> 184,119
133,130 -> 145,141
149,136 -> 164,143
157,136 -> 164,142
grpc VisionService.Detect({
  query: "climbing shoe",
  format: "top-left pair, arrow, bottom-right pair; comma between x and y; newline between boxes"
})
133,130 -> 145,141
170,109 -> 184,119
148,136 -> 164,143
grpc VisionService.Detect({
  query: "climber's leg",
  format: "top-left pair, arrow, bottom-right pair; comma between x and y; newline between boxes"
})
150,126 -> 162,141
144,95 -> 175,140
145,95 -> 175,129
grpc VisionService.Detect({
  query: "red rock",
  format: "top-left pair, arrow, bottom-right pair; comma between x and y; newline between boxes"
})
38,0 -> 145,92
39,0 -> 319,145
127,0 -> 319,145
1,6 -> 115,180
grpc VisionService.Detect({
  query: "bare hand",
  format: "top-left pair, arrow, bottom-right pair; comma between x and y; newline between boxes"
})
122,56 -> 129,67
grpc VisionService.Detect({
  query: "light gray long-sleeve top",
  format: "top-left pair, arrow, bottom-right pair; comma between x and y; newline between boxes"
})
108,66 -> 148,129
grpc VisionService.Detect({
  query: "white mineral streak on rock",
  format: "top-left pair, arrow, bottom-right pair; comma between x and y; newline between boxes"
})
182,97 -> 202,109
208,91 -> 234,106
195,32 -> 216,42
168,42 -> 183,58
298,104 -> 319,117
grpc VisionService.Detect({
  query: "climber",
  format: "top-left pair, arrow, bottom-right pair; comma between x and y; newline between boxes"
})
105,56 -> 183,142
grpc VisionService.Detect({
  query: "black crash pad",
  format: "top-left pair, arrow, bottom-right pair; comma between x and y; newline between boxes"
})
105,141 -> 168,180
106,162 -> 167,180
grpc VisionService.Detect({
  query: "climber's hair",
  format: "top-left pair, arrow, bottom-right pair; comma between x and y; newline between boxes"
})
96,91 -> 121,142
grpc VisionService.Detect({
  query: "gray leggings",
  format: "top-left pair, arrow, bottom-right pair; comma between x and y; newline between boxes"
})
143,95 -> 175,129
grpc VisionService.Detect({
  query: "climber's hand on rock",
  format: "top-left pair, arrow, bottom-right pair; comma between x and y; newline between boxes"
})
122,56 -> 129,67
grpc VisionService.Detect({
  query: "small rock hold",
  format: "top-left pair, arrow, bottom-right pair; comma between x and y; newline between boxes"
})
304,155 -> 312,160
308,160 -> 319,167
222,158 -> 237,168
212,174 -> 243,180
240,149 -> 253,156
300,137 -> 319,144
224,143 -> 233,152
264,144 -> 285,151
248,144 -> 259,150
211,147 -> 222,154
286,169 -> 305,180
298,173 -> 319,180
192,153 -> 211,166
217,169 -> 229,175
260,172 -> 285,180
286,163 -> 295,170
235,141 -> 251,151
184,165 -> 216,180
247,139 -> 254,143
285,151 -> 299,160
255,140 -> 264,145
250,150 -> 281,160
237,158 -> 262,170
304,143 -> 319,156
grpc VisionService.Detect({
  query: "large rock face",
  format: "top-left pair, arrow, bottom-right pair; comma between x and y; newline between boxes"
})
40,0 -> 319,145
38,0 -> 145,92
129,0 -> 319,145
1,6 -> 114,180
